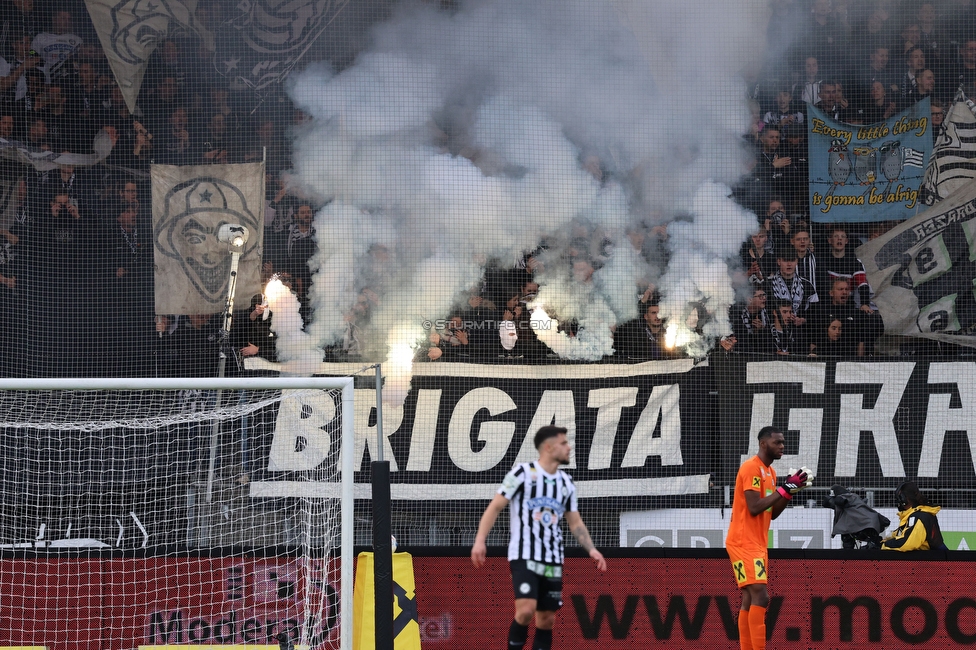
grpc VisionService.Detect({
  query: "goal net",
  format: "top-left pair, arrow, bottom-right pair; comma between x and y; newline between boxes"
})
0,377 -> 354,650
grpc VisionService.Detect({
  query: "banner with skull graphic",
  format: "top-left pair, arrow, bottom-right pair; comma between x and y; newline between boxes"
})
152,163 -> 265,316
807,99 -> 932,223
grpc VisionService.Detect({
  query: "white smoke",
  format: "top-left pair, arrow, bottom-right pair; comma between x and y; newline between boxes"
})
657,181 -> 761,357
284,0 -> 768,403
264,277 -> 322,371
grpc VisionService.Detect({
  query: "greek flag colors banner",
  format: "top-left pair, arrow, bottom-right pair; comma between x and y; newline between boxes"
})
808,99 -> 932,223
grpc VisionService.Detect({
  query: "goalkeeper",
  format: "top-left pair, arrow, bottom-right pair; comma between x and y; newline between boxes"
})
725,426 -> 814,650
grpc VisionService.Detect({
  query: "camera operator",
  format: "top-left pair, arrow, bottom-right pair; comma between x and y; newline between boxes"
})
823,485 -> 890,549
881,481 -> 946,552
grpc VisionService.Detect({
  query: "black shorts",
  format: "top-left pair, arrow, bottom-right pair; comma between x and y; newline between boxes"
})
509,560 -> 564,611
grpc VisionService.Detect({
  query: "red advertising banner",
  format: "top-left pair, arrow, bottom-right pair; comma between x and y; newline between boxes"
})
0,557 -> 341,650
102,557 -> 340,646
1,555 -> 975,649
418,557 -> 976,649
0,559 -> 102,650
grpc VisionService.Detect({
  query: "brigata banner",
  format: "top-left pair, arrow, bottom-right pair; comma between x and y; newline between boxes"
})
808,99 -> 931,223
858,180 -> 976,346
250,359 -> 714,501
713,355 -> 976,487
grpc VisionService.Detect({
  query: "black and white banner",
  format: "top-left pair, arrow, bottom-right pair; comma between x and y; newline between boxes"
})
858,180 -> 976,346
250,360 -> 714,500
714,355 -> 976,488
921,98 -> 976,205
5,358 -> 976,549
0,129 -> 114,172
213,0 -> 350,91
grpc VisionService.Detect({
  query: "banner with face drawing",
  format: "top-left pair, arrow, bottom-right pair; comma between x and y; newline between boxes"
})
84,0 -> 212,113
808,99 -> 932,223
212,0 -> 350,91
152,163 -> 265,316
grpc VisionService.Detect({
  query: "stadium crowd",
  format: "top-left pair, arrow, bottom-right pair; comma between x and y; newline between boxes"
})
0,0 -> 971,379
726,0 -> 975,359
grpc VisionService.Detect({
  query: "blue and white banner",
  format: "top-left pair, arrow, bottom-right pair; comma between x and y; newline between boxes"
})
808,99 -> 932,223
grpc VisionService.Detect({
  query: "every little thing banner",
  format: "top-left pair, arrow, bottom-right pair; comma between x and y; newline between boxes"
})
808,98 -> 932,223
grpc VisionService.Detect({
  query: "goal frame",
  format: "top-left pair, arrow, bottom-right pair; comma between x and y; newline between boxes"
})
0,376 -> 355,650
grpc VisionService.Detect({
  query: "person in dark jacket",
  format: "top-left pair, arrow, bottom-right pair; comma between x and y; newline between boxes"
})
614,301 -> 674,360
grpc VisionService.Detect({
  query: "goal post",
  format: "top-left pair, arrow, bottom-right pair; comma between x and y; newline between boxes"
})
0,376 -> 355,650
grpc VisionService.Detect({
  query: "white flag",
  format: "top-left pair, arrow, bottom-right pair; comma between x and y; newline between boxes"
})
152,163 -> 265,316
84,0 -> 211,113
0,129 -> 114,172
858,180 -> 976,347
920,99 -> 976,204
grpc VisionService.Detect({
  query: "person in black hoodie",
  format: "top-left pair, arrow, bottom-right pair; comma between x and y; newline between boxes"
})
882,481 -> 947,552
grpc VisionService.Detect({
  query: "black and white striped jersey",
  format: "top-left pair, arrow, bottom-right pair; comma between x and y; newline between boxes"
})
498,461 -> 578,564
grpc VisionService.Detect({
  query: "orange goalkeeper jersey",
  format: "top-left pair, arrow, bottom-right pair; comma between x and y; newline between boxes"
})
726,455 -> 777,550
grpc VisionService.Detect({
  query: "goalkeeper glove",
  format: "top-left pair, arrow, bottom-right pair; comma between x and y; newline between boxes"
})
783,469 -> 812,495
790,467 -> 817,489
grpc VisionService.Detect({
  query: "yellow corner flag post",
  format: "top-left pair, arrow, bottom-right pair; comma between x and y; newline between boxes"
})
353,551 -> 421,650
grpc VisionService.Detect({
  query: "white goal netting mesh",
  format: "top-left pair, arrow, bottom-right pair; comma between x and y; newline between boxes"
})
0,387 -> 346,649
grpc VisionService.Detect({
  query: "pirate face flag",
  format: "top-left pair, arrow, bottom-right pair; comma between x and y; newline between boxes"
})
152,163 -> 265,316
84,0 -> 212,113
213,0 -> 350,91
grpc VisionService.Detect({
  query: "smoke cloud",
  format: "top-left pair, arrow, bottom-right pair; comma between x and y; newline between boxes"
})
284,0 -> 768,402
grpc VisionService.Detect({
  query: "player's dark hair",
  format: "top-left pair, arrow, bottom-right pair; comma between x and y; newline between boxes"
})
757,425 -> 780,442
534,425 -> 568,450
